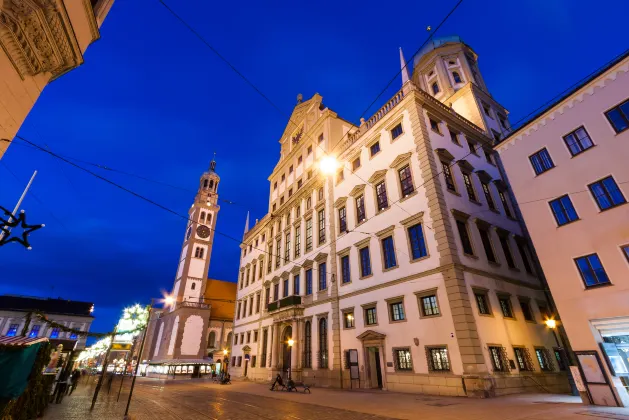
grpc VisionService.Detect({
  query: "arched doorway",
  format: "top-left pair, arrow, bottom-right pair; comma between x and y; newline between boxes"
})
281,326 -> 292,377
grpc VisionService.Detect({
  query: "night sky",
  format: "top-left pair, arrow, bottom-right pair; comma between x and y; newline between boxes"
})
1,0 -> 627,341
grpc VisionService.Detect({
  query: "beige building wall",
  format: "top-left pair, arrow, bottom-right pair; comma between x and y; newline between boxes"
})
496,53 -> 629,406
0,0 -> 115,159
230,38 -> 571,398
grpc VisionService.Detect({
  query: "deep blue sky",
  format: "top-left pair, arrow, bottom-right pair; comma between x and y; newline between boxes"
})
1,0 -> 627,338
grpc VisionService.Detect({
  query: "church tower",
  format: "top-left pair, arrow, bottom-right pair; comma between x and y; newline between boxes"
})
171,158 -> 220,305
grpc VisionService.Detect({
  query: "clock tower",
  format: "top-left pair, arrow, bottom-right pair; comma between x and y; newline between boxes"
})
171,158 -> 220,305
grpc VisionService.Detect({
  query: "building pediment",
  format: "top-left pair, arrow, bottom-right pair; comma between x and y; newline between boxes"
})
389,152 -> 412,169
357,330 -> 386,341
0,0 -> 86,78
368,169 -> 388,184
349,184 -> 366,197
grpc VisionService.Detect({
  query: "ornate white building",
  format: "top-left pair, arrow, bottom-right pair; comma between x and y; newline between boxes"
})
230,36 -> 572,397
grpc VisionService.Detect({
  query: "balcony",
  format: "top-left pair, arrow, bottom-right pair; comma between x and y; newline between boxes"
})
177,301 -> 210,310
267,295 -> 302,312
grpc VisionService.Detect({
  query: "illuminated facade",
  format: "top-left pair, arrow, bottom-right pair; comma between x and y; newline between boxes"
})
229,37 -> 571,397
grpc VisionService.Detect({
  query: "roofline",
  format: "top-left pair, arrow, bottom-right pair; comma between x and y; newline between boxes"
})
496,49 -> 629,148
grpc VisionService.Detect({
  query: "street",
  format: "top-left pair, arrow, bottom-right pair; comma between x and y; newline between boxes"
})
42,376 -> 629,420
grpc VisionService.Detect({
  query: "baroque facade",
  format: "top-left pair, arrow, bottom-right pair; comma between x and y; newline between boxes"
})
140,159 -> 236,377
496,51 -> 629,406
0,0 -> 115,159
230,36 -> 571,397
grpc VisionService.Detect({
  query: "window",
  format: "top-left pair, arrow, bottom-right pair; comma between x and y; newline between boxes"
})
294,227 -> 301,258
293,274 -> 300,295
431,82 -> 440,95
474,291 -> 491,315
297,179 -> 303,189
491,129 -> 501,142
305,269 -> 313,295
288,188 -> 293,197
381,236 -> 397,269
273,182 -> 277,190
456,220 -> 474,255
265,287 -> 270,306
478,226 -> 497,263
29,325 -> 40,338
554,349 -> 567,371
356,195 -> 366,223
427,347 -> 450,371
563,127 -> 594,156
352,157 -> 361,171
308,145 -> 313,155
420,295 -> 440,316
549,195 -> 579,226
272,203 -> 276,212
231,357 -> 236,366
442,162 -> 456,192
319,318 -> 328,368
305,218 -> 313,252
191,283 -> 196,291
275,239 -> 281,268
605,98 -> 629,133
589,176 -> 626,210
482,102 -> 492,118
242,300 -> 247,317
535,348 -> 554,372
623,245 -> 629,263
251,355 -> 257,367
280,197 -> 284,205
6,324 -> 19,337
318,133 -> 324,143
467,140 -> 477,154
341,255 -> 351,284
50,328 -> 60,339
298,155 -> 302,165
186,226 -> 192,241
247,331 -> 251,343
462,173 -> 477,201
389,301 -> 405,321
365,307 -> 377,325
273,283 -> 279,301
318,187 -> 324,201
391,123 -> 403,140
489,346 -> 508,372
394,348 -> 412,371
498,296 -> 514,318
281,174 -> 285,182
514,347 -> 534,371
450,130 -> 460,145
304,322 -> 312,368
529,148 -> 554,175
519,299 -> 534,321
237,356 -> 242,367
285,232 -> 291,262
359,246 -> 372,277
481,182 -> 496,210
256,294 -> 261,312
338,207 -> 347,233
370,141 -> 381,156
296,206 -> 301,218
398,165 -> 414,197
318,262 -> 327,291
195,247 -> 204,258
375,181 -> 388,210
575,253 -> 610,287
499,191 -> 514,218
498,114 -> 508,130
318,209 -> 326,244
344,312 -> 355,328
452,71 -> 462,84
407,223 -> 427,260
306,197 -> 312,209
283,278 -> 289,297
499,235 -> 515,268
429,118 -> 441,134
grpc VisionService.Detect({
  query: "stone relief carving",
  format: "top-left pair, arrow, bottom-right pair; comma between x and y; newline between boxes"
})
0,0 -> 83,78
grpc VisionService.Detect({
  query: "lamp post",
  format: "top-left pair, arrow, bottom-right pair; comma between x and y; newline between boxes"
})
545,318 -> 579,396
287,338 -> 294,380
223,349 -> 229,375
123,295 -> 173,419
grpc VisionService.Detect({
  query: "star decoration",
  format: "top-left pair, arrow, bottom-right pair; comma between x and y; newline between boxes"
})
0,206 -> 44,250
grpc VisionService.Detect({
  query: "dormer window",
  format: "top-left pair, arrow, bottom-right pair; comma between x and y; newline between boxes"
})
432,82 -> 440,95
452,71 -> 462,84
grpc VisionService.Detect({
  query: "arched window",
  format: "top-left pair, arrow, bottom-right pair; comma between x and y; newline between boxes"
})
200,211 -> 206,223
195,247 -> 204,258
452,71 -> 462,84
261,329 -> 268,367
191,282 -> 196,290
203,179 -> 208,188
208,331 -> 216,347
432,82 -> 440,95
209,180 -> 214,189
207,213 -> 212,226
318,318 -> 328,368
304,321 -> 312,368
214,181 -> 218,192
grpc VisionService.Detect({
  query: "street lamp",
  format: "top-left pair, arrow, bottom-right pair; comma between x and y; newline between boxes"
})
287,338 -> 295,380
318,156 -> 339,176
222,349 -> 229,375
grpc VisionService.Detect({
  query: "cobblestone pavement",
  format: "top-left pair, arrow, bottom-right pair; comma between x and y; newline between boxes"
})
42,376 -> 629,420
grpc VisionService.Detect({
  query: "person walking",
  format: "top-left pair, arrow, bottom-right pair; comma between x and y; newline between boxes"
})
69,369 -> 81,395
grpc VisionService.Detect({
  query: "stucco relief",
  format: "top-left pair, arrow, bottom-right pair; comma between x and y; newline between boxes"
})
167,316 -> 179,355
181,315 -> 204,356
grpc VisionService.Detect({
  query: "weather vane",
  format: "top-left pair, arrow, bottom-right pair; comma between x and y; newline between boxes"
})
0,206 -> 44,249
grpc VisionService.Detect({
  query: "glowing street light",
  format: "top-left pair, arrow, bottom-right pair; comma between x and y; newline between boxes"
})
163,295 -> 175,307
545,319 -> 557,329
223,349 -> 229,356
287,338 -> 295,347
319,156 -> 339,176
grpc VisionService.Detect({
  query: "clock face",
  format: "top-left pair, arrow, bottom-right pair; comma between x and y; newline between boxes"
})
196,225 -> 211,239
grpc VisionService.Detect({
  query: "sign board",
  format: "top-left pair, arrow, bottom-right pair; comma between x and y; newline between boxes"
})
570,366 -> 586,392
111,343 -> 132,351
244,354 -> 250,360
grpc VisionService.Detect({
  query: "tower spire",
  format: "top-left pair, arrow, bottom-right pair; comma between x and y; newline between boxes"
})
399,47 -> 411,86
243,211 -> 250,239
210,152 -> 217,172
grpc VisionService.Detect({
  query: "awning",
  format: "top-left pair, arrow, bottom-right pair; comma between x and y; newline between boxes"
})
0,336 -> 48,347
592,317 -> 629,337
147,358 -> 214,366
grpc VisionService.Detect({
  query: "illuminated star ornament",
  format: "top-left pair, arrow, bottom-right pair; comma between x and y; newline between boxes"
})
0,206 -> 44,250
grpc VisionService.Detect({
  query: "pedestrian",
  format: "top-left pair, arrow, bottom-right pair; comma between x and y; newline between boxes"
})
69,369 -> 81,395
